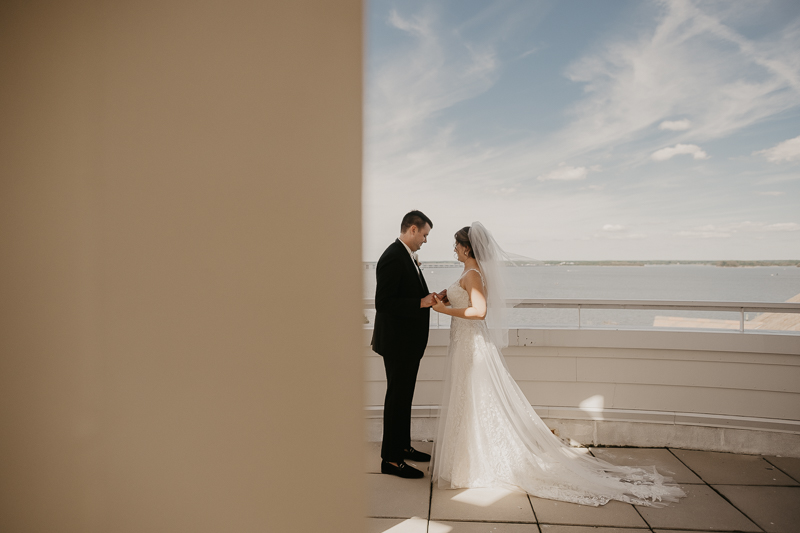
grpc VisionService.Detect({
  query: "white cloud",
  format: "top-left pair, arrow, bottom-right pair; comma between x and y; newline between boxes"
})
659,119 -> 692,131
677,230 -> 732,239
366,8 -> 499,157
677,223 -> 737,238
756,191 -> 784,196
595,224 -> 646,239
651,144 -> 709,161
595,229 -> 646,240
518,47 -> 540,59
537,164 -> 589,181
363,2 -> 800,260
561,0 -> 800,158
676,221 -> 800,239
388,9 -> 429,35
764,223 -> 800,232
754,135 -> 800,163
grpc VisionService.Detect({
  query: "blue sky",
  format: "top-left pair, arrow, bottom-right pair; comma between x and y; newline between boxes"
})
363,0 -> 800,261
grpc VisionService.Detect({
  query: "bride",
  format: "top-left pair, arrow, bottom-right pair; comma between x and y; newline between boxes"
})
429,222 -> 685,506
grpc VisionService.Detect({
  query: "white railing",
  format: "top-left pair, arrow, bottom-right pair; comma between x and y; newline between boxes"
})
363,298 -> 800,333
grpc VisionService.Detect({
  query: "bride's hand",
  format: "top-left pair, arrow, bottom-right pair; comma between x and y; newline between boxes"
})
437,289 -> 449,304
431,293 -> 447,313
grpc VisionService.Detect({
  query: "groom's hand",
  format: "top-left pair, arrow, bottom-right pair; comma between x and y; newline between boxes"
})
420,293 -> 435,308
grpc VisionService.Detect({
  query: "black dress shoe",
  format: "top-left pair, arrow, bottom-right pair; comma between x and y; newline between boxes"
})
381,460 -> 424,479
403,446 -> 431,462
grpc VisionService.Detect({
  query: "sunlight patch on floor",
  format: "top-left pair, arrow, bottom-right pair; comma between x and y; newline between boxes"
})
451,487 -> 515,507
427,520 -> 455,533
378,517 -> 440,533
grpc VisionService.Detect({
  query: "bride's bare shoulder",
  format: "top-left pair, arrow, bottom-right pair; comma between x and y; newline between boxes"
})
462,268 -> 484,287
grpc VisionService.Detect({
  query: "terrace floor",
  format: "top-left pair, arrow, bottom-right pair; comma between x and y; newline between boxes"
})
366,441 -> 800,533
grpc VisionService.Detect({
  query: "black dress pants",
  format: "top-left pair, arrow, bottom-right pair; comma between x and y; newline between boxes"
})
380,353 -> 422,463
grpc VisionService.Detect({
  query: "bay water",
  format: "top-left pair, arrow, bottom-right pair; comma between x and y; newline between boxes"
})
363,265 -> 800,330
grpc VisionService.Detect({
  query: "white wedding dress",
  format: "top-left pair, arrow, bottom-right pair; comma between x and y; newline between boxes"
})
432,270 -> 685,507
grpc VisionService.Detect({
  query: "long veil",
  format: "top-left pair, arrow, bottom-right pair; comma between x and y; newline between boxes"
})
468,221 -> 511,348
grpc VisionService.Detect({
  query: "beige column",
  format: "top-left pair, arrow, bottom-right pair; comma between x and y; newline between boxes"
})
0,1 -> 363,531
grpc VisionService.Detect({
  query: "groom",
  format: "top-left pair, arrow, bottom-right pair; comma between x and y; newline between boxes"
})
372,210 -> 442,479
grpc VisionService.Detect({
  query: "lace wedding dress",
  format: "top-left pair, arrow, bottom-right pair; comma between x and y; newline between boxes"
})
432,269 -> 685,507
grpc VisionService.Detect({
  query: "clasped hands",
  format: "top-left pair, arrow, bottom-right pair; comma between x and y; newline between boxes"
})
421,289 -> 448,309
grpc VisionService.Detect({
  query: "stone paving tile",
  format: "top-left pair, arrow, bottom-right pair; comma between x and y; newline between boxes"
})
529,497 -> 646,528
430,487 -> 536,523
434,521 -> 539,532
541,526 -> 650,533
367,517 -> 428,533
365,441 -> 433,474
589,447 -> 702,484
365,441 -> 382,473
653,531 -> 748,533
365,447 -> 799,531
671,449 -> 799,485
637,484 -> 760,532
714,485 -> 800,533
765,455 -> 800,482
366,473 -> 431,518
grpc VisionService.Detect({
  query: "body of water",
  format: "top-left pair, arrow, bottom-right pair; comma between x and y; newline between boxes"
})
364,265 -> 800,330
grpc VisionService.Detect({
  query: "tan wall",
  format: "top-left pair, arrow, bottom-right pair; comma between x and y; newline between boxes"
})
0,2 -> 363,532
365,328 -> 800,432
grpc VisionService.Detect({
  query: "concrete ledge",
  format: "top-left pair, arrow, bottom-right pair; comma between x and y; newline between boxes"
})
363,327 -> 800,355
363,327 -> 800,456
364,406 -> 800,457
543,419 -> 800,458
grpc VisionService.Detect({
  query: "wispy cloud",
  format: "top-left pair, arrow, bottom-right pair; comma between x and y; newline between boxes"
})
366,8 -> 499,168
364,1 -> 800,260
676,221 -> 800,239
560,0 -> 800,158
595,224 -> 646,239
754,134 -> 800,163
651,144 -> 709,161
537,164 -> 590,181
677,230 -> 732,239
765,222 -> 800,232
659,119 -> 692,131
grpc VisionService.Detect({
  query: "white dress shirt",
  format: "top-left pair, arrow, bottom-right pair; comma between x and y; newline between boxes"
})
399,238 -> 422,275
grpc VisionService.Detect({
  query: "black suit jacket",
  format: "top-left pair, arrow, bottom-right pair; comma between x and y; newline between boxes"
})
371,239 -> 430,358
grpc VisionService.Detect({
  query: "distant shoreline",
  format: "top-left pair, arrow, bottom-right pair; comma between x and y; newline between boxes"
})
364,260 -> 800,268
538,260 -> 800,267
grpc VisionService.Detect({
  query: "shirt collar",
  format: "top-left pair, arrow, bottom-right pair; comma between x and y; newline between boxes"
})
399,238 -> 419,263
399,238 -> 414,256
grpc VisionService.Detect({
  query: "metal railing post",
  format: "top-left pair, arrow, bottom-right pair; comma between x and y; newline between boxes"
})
740,308 -> 744,332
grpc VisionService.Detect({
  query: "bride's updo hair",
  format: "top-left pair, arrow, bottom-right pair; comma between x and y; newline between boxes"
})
454,226 -> 475,258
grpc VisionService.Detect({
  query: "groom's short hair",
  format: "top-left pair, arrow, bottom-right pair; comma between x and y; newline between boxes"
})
400,210 -> 433,233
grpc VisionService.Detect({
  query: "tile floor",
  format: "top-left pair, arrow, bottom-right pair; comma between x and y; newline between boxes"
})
366,442 -> 800,533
